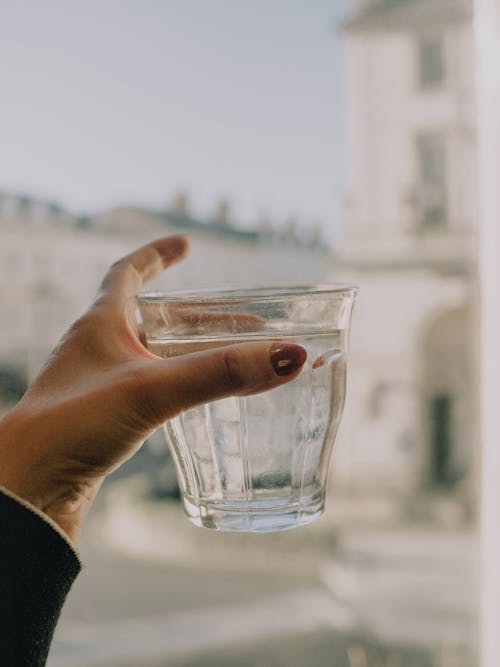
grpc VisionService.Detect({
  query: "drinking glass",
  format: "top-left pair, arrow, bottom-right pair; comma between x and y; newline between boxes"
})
136,285 -> 356,532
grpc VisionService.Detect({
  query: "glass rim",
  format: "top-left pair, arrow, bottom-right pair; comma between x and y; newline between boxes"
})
137,283 -> 358,303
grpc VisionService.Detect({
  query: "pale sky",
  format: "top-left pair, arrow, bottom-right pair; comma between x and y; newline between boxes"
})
0,0 -> 351,240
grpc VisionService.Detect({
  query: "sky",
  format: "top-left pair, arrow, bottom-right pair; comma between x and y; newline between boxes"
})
0,0 -> 352,240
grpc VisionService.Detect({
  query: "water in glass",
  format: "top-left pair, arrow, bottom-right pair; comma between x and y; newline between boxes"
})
148,330 -> 346,532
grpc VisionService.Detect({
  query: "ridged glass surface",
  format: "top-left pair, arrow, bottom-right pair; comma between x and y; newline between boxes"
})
156,332 -> 346,532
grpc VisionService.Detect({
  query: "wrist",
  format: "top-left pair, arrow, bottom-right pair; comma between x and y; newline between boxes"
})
0,409 -> 98,542
40,482 -> 98,543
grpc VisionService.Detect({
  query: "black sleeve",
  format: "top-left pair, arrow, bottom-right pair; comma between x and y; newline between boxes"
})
0,488 -> 81,667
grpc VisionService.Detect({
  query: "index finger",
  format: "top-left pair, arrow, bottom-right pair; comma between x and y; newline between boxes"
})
96,235 -> 190,308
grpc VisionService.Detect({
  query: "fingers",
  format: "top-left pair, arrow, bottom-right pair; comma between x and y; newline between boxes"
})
132,342 -> 307,423
97,236 -> 189,308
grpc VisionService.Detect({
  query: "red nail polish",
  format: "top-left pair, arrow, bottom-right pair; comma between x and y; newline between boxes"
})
270,344 -> 307,376
157,236 -> 189,264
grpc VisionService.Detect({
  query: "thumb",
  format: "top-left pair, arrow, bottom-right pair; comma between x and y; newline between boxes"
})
133,342 -> 307,424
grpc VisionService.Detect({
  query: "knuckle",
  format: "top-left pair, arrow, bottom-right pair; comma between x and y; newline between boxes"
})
109,258 -> 124,272
122,367 -> 159,416
109,257 -> 138,280
81,305 -> 110,329
60,306 -> 114,350
122,364 -> 157,396
63,312 -> 99,340
120,259 -> 140,279
221,348 -> 245,392
123,366 -> 180,426
103,258 -> 126,282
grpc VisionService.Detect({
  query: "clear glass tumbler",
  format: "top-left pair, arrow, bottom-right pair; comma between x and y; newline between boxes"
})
136,285 -> 356,532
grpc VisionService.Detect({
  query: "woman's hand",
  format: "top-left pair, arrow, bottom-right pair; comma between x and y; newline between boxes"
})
0,237 -> 306,542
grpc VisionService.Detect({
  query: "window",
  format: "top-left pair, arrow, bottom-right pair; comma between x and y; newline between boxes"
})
418,36 -> 445,90
415,131 -> 447,228
429,394 -> 454,486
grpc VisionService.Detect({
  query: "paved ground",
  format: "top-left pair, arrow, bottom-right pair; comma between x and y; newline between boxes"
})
48,538 -> 441,667
48,536 -> 345,667
168,632 -> 440,667
46,484 -> 478,667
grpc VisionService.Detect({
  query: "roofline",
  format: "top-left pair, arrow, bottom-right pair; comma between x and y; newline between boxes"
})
344,0 -> 473,33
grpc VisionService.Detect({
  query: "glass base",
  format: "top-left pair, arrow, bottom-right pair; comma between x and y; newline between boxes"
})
182,493 -> 325,533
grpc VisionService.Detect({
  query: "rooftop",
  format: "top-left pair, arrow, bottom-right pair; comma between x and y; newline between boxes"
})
0,192 -> 327,251
143,208 -> 259,243
344,0 -> 473,32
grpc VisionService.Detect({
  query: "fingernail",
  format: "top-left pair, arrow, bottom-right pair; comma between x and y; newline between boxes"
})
157,236 -> 190,264
270,344 -> 307,376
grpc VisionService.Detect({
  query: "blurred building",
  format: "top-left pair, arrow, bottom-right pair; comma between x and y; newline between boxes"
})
333,0 -> 477,521
0,192 -> 328,411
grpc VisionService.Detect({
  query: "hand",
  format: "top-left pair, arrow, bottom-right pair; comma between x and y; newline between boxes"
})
0,237 -> 306,542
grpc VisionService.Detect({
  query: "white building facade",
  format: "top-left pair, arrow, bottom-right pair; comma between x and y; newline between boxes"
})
332,0 -> 477,519
0,194 -> 329,410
